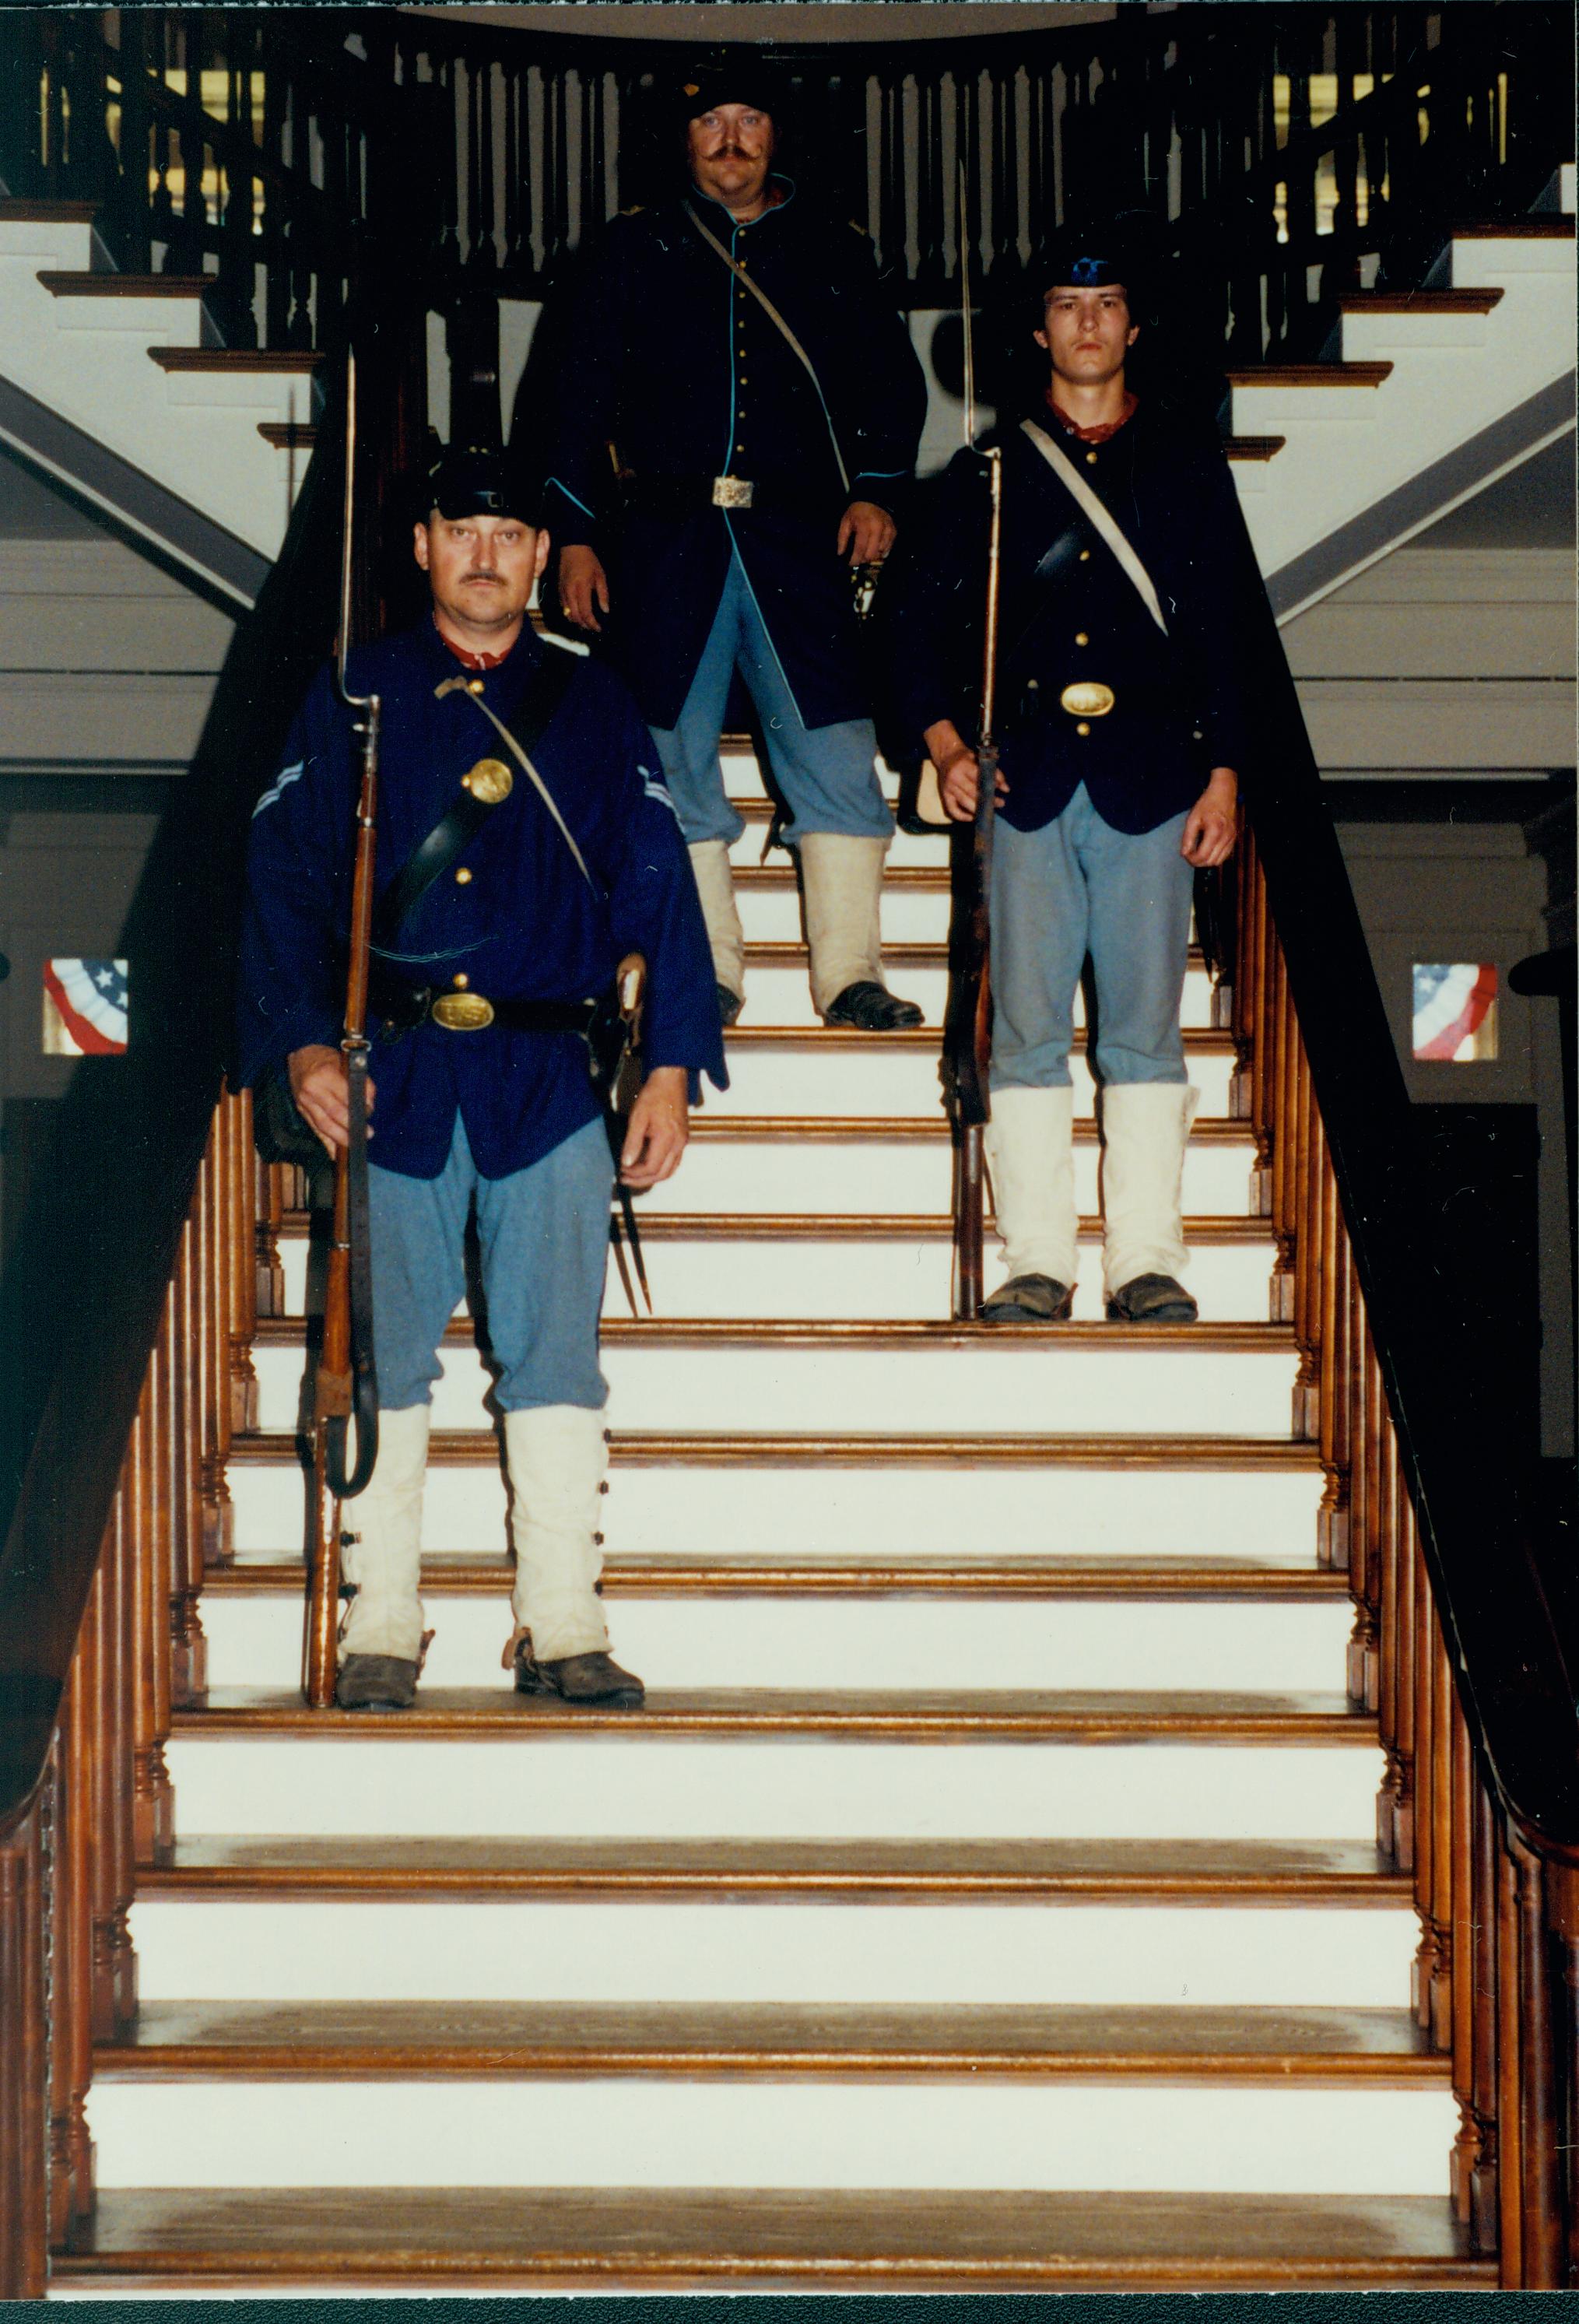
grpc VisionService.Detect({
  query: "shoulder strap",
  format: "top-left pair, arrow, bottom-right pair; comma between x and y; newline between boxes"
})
682,200 -> 851,497
1019,418 -> 1169,637
374,645 -> 581,947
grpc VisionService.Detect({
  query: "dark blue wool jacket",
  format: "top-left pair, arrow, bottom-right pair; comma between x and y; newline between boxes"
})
237,618 -> 725,1180
543,182 -> 927,732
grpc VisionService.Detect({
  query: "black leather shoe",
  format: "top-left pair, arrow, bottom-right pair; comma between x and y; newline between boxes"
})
981,1273 -> 1075,1324
514,1643 -> 645,1708
823,980 -> 924,1031
335,1653 -> 418,1710
716,981 -> 744,1029
1107,1272 -> 1198,1324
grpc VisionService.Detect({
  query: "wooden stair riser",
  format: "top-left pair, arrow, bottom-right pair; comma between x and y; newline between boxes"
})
227,1455 -> 1328,1563
706,1041 -> 1237,1118
161,1730 -> 1385,1843
128,1890 -> 1426,2011
82,2077 -> 1461,2197
198,1591 -> 1357,1697
725,813 -> 944,872
647,1133 -> 1256,1214
248,1335 -> 1303,1439
273,1227 -> 1278,1324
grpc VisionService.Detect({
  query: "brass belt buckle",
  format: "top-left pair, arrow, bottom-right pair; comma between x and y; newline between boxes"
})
430,992 -> 496,1032
1060,680 -> 1116,718
711,476 -> 754,509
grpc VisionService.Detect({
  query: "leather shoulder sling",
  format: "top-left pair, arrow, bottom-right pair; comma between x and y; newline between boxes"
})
682,200 -> 852,497
374,642 -> 581,948
1019,416 -> 1169,635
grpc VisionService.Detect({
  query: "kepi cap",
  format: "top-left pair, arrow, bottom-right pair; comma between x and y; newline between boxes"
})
426,446 -> 538,524
675,55 -> 789,130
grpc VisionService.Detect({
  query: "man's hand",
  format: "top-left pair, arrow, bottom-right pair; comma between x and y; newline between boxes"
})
619,1065 -> 689,1192
837,500 -> 897,566
559,544 -> 611,634
1181,767 -> 1238,868
925,718 -> 1009,822
289,1042 -> 373,1157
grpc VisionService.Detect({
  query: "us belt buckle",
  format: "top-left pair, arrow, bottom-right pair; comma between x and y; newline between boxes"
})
430,992 -> 495,1032
1060,680 -> 1116,718
711,475 -> 754,509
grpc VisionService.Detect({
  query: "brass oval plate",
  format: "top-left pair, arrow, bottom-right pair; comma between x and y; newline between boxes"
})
463,758 -> 514,805
430,992 -> 496,1032
1059,681 -> 1116,718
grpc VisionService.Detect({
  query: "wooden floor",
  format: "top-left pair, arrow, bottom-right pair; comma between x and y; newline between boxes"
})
57,2189 -> 1493,2290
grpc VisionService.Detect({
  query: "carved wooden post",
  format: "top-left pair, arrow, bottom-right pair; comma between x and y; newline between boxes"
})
1392,1488 -> 1419,1873
1375,1419 -> 1405,1858
1427,1624 -> 1454,2052
1411,1568 -> 1438,2031
1448,1704 -> 1478,2214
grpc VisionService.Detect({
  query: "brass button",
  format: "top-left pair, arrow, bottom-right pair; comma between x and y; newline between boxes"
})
452,973 -> 469,990
1075,632 -> 1090,647
1079,549 -> 1091,562
1075,721 -> 1091,737
467,678 -> 486,695
454,867 -> 472,885
1085,451 -> 1098,465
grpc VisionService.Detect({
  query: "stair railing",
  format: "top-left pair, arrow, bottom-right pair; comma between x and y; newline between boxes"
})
2,9 -> 1570,355
944,517 -> 1578,2278
0,184 -> 427,2281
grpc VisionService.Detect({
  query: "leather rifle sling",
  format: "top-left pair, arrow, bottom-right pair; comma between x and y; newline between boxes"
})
682,201 -> 852,497
1018,417 -> 1170,635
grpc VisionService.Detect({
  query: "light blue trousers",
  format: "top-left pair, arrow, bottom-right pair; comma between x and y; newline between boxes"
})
989,786 -> 1195,1091
368,1115 -> 612,1413
648,548 -> 893,848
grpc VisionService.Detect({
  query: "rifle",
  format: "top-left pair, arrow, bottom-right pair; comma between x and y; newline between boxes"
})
938,163 -> 1005,1319
304,350 -> 382,1710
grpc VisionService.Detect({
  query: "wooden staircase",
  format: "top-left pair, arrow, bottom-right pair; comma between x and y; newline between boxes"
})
26,769 -> 1496,2293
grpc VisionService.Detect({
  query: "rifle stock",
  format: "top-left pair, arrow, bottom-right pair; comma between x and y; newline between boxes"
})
940,447 -> 1002,1321
304,353 -> 383,1711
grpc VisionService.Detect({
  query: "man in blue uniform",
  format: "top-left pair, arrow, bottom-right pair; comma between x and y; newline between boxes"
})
544,60 -> 930,1032
885,231 -> 1248,1325
237,449 -> 725,1710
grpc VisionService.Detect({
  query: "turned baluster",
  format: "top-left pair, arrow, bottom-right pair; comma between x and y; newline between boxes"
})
256,1160 -> 289,1320
53,1656 -> 95,2242
1497,1832 -> 1525,2283
1550,1860 -> 1579,2284
1410,1549 -> 1437,2027
1427,1620 -> 1454,2049
1318,1200 -> 1351,1570
1392,1486 -> 1419,1872
1468,1774 -> 1502,2251
88,1510 -> 135,2041
166,1238 -> 206,1708
1374,1417 -> 1404,1853
1448,1698 -> 1478,2213
126,1363 -> 174,1865
194,1139 -> 234,1563
225,1092 -> 260,1433
1344,1308 -> 1372,1704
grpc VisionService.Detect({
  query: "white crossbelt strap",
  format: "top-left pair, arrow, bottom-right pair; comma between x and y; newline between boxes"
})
683,201 -> 852,497
1019,417 -> 1169,637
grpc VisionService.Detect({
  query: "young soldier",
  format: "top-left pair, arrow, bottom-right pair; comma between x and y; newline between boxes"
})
886,230 -> 1249,1323
544,60 -> 929,1032
237,450 -> 725,1709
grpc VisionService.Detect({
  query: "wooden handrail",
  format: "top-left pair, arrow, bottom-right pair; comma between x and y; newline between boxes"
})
1,9 -> 1569,355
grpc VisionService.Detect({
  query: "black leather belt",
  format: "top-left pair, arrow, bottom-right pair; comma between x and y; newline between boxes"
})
372,978 -> 602,1040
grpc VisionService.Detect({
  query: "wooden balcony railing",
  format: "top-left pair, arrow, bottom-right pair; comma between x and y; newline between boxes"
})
0,6 -> 1570,361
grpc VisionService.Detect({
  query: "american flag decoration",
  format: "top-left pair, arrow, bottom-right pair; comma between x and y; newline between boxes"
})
1412,962 -> 1498,1063
43,958 -> 128,1056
